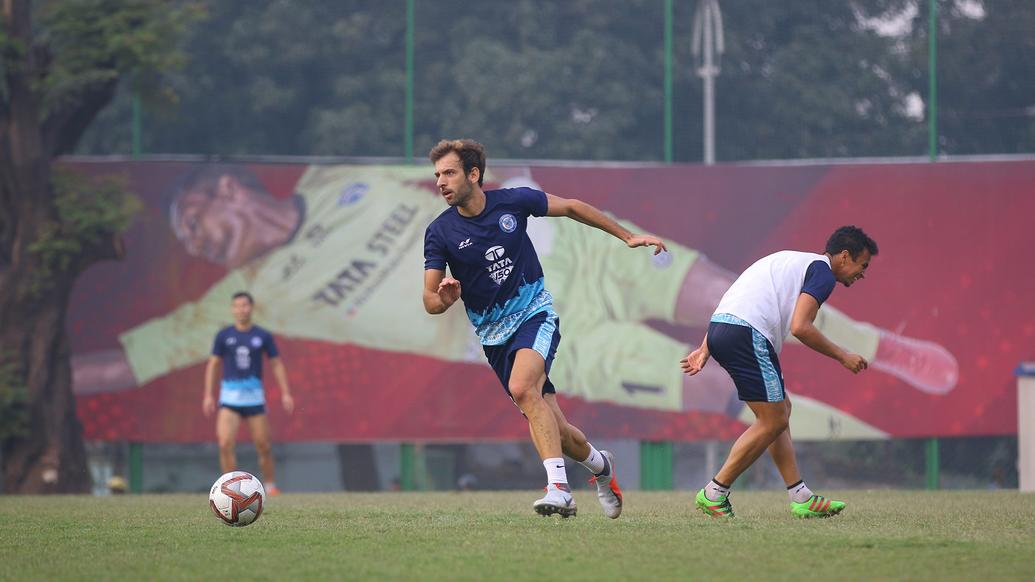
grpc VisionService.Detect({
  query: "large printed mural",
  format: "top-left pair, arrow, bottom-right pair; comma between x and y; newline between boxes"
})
67,159 -> 1035,443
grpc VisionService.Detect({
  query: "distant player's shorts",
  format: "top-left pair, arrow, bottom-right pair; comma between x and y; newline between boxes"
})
220,403 -> 267,417
483,310 -> 560,402
707,315 -> 785,403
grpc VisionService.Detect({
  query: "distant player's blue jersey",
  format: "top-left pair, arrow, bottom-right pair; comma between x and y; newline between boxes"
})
211,325 -> 279,406
424,187 -> 554,345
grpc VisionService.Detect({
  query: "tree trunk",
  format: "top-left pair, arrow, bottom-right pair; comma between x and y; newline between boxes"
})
0,280 -> 91,494
1,0 -> 89,493
2,0 -> 173,493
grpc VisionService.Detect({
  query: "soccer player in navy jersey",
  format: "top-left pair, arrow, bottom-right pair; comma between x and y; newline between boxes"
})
422,139 -> 667,518
681,226 -> 878,518
203,291 -> 294,496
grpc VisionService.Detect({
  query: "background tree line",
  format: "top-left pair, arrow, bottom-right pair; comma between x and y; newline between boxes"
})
77,0 -> 1034,162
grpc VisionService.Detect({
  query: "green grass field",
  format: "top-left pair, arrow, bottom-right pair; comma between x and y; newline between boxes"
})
2,490 -> 1034,581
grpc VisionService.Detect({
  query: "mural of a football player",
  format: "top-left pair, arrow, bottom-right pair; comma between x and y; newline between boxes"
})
72,164 -> 958,439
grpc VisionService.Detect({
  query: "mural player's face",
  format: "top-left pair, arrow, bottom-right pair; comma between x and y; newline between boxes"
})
433,152 -> 478,207
173,177 -> 252,267
834,249 -> 872,287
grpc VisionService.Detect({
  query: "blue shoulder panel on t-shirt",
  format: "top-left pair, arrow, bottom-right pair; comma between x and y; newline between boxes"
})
801,260 -> 836,305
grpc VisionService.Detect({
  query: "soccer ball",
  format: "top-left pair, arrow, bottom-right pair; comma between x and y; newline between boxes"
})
209,471 -> 265,527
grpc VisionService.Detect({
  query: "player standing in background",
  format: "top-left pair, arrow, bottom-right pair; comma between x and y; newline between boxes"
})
681,226 -> 878,518
423,139 -> 667,518
204,291 -> 294,496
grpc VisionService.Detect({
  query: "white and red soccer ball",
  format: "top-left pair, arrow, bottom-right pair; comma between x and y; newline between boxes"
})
209,471 -> 265,527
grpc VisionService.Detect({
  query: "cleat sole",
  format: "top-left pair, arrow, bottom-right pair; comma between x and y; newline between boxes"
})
533,503 -> 577,518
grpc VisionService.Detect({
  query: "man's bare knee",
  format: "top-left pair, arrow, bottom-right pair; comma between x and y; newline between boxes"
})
761,412 -> 790,436
751,403 -> 790,436
509,383 -> 540,410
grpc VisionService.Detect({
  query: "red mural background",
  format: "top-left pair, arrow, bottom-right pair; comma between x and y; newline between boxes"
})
67,159 -> 1035,442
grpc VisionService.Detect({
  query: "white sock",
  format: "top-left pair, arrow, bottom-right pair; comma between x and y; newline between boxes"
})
704,479 -> 731,501
787,480 -> 813,503
579,444 -> 607,476
543,458 -> 568,486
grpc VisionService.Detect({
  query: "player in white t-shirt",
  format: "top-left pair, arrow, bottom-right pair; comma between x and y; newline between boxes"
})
681,226 -> 878,519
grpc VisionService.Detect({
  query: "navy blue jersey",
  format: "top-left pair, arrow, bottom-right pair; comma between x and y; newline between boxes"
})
424,187 -> 554,345
211,325 -> 279,406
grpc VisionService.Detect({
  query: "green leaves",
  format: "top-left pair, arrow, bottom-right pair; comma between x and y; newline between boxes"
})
35,0 -> 205,116
26,168 -> 140,293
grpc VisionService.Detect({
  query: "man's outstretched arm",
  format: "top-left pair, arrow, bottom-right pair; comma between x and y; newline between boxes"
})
790,293 -> 868,374
545,194 -> 668,255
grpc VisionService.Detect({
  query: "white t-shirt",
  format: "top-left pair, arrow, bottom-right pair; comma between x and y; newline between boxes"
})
712,250 -> 836,353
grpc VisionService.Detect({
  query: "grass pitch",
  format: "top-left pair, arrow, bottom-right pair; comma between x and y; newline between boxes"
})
2,490 -> 1033,581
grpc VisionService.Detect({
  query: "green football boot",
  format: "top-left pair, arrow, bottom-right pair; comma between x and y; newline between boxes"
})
695,488 -> 734,518
790,494 -> 845,518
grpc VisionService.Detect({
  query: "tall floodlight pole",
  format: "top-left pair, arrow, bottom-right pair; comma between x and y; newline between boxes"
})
692,0 -> 724,165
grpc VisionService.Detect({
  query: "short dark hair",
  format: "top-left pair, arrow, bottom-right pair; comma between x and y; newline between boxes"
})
232,291 -> 254,305
825,226 -> 878,259
164,165 -> 269,228
429,139 -> 487,186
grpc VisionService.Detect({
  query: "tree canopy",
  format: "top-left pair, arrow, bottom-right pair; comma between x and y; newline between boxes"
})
74,0 -> 1035,161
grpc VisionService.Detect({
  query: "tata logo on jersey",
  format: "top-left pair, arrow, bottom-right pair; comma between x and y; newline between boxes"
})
484,245 -> 513,285
484,246 -> 506,261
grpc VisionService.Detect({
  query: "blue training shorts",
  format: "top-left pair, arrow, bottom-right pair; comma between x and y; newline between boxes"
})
483,310 -> 560,402
707,317 -> 786,403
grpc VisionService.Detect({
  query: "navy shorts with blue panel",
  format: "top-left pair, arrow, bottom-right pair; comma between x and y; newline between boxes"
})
707,316 -> 786,403
220,403 -> 267,417
483,310 -> 561,400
